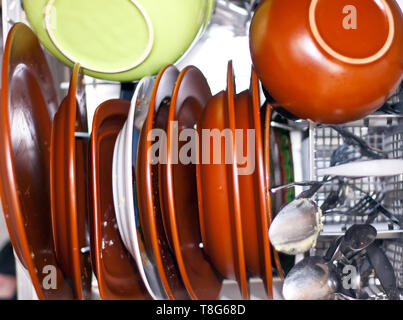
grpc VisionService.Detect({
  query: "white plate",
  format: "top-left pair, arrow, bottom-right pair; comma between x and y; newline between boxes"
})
112,77 -> 167,300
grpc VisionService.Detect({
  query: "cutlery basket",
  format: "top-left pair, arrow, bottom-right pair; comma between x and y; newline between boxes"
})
309,115 -> 403,299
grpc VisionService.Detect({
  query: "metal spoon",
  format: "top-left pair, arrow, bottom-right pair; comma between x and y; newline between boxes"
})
282,225 -> 377,300
269,181 -> 395,255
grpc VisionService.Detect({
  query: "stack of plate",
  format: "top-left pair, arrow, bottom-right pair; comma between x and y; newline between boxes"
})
0,22 -> 285,300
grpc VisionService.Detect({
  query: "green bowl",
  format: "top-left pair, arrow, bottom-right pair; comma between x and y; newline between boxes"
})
23,0 -> 215,81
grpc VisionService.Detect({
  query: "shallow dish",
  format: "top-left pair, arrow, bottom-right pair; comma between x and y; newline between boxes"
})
234,69 -> 274,299
50,64 -> 92,299
196,61 -> 248,299
89,99 -> 150,300
112,77 -> 166,300
160,66 -> 223,300
0,23 -> 73,299
137,65 -> 189,299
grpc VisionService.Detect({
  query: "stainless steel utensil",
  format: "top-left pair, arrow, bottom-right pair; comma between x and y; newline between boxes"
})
283,224 -> 377,300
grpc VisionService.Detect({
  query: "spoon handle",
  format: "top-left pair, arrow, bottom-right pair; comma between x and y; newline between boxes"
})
366,243 -> 400,300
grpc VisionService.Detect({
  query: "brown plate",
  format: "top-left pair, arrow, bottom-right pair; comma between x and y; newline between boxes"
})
137,65 -> 190,300
196,61 -> 248,299
226,61 -> 248,299
160,66 -> 223,299
234,68 -> 274,299
0,23 -> 73,299
50,64 -> 92,299
89,99 -> 150,300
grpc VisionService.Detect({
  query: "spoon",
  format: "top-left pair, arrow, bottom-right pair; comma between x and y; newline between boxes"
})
269,180 -> 395,255
282,224 -> 377,300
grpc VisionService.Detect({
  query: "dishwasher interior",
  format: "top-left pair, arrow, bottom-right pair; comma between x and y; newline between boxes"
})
1,0 -> 403,300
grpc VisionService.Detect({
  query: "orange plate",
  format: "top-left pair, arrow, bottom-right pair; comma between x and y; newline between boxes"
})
160,66 -> 223,299
196,61 -> 248,299
89,99 -> 150,300
137,65 -> 189,300
0,23 -> 73,299
234,69 -> 274,299
50,64 -> 92,299
226,61 -> 248,299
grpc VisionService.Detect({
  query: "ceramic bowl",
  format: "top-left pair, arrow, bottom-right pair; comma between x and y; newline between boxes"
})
250,0 -> 403,124
89,99 -> 151,300
23,0 -> 215,81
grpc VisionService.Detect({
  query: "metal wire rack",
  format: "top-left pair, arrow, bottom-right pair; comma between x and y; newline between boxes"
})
310,238 -> 403,299
309,115 -> 403,299
310,116 -> 403,229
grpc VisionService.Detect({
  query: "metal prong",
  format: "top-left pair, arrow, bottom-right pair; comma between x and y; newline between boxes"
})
80,246 -> 90,254
75,132 -> 91,140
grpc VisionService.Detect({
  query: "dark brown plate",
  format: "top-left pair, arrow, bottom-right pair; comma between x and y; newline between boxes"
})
235,68 -> 274,299
196,61 -> 248,299
0,23 -> 73,299
50,64 -> 92,299
160,66 -> 223,299
89,99 -> 150,300
137,65 -> 190,300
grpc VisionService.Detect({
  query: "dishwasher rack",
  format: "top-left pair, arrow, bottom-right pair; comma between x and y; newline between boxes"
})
2,0 -> 403,300
309,115 -> 403,299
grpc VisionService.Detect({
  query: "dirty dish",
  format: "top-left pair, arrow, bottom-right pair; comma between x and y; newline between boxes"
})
235,69 -> 275,299
0,23 -> 73,300
196,61 -> 248,299
89,99 -> 150,300
112,77 -> 166,300
137,65 -> 190,300
50,63 -> 92,299
160,65 -> 223,299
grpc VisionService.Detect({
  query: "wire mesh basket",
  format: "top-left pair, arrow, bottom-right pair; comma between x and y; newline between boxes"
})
310,116 -> 403,228
309,115 -> 403,300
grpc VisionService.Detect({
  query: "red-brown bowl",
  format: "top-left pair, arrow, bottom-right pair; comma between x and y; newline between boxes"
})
250,0 -> 403,124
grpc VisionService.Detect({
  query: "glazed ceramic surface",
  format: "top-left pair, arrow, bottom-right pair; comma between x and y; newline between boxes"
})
160,66 -> 223,300
89,99 -> 150,300
196,62 -> 248,299
23,0 -> 215,81
137,65 -> 190,300
112,77 -> 166,300
250,0 -> 403,123
234,69 -> 274,299
0,23 -> 73,299
50,64 -> 92,299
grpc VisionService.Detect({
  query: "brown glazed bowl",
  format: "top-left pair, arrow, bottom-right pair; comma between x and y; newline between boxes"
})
159,65 -> 223,300
0,23 -> 73,299
250,0 -> 403,124
89,99 -> 150,300
196,61 -> 248,299
50,64 -> 92,300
